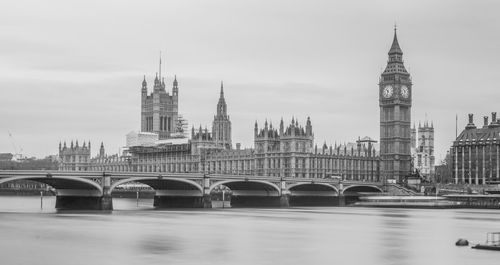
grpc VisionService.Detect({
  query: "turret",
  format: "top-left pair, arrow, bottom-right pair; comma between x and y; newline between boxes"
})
173,75 -> 178,97
306,116 -> 312,136
99,142 -> 105,157
154,73 -> 160,89
279,118 -> 284,136
254,121 -> 258,137
216,81 -> 227,117
142,75 -> 147,93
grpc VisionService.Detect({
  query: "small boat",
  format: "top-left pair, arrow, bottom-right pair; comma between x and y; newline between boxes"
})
472,232 -> 500,251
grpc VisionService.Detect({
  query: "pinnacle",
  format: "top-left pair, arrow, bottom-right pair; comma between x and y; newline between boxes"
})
389,28 -> 403,55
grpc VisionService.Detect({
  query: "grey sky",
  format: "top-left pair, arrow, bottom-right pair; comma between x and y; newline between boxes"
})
1,0 -> 499,161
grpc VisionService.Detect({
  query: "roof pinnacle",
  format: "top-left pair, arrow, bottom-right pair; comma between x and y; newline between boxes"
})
389,26 -> 403,55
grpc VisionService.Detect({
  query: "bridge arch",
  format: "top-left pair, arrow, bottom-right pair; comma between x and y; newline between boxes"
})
0,175 -> 103,194
287,183 -> 339,195
109,177 -> 203,194
342,185 -> 383,195
287,183 -> 339,206
209,180 -> 281,196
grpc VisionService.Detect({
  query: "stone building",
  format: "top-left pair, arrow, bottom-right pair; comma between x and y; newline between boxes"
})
452,112 -> 500,184
117,117 -> 379,181
141,61 -> 179,140
60,84 -> 380,181
379,28 -> 412,182
411,121 -> 435,178
59,59 -> 381,181
58,140 -> 91,171
253,118 -> 379,180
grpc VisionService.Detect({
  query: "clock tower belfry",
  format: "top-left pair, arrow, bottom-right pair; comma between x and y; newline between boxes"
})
379,28 -> 412,182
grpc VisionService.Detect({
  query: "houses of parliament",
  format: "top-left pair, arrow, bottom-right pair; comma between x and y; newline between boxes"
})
59,29 -> 419,182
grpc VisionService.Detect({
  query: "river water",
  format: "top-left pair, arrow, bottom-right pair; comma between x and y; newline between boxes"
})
0,196 -> 499,265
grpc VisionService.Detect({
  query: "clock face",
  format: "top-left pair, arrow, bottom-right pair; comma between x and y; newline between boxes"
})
382,85 -> 393,98
401,85 -> 409,98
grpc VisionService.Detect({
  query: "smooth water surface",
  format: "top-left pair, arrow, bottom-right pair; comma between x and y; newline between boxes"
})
0,196 -> 499,265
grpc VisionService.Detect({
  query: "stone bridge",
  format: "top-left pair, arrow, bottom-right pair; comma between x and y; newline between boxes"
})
0,170 -> 384,210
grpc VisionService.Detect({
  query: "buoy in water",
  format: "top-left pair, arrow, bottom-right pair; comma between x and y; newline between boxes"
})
455,238 -> 469,246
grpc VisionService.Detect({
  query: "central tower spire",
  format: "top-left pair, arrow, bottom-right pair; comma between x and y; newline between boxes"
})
389,27 -> 403,55
212,81 -> 232,149
158,51 -> 162,82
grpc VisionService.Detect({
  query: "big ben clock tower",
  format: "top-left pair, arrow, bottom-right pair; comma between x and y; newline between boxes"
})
379,27 -> 412,182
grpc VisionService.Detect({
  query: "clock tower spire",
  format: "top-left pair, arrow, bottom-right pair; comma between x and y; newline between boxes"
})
379,27 -> 412,183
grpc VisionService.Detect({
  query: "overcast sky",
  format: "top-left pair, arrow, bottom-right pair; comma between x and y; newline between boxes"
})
1,0 -> 499,161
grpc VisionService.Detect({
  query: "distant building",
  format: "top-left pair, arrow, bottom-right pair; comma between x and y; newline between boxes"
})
141,60 -> 179,140
58,140 -> 91,171
411,121 -> 435,179
59,82 -> 380,181
452,112 -> 500,184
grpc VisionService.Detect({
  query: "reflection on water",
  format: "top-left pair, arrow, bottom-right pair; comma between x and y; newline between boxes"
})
0,196 -> 499,265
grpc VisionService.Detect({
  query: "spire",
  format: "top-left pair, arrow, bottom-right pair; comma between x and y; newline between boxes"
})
99,142 -> 105,157
216,80 -> 227,117
173,75 -> 178,86
389,25 -> 403,55
142,75 -> 147,88
158,51 -> 162,82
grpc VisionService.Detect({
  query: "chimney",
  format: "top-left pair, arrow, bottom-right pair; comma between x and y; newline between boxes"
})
484,116 -> 489,127
236,143 -> 241,150
466,113 -> 476,129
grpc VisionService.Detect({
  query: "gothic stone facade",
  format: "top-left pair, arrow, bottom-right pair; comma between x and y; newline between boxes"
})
60,60 -> 381,181
411,121 -> 435,178
379,29 -> 412,182
58,141 -> 91,171
61,90 -> 380,181
118,117 -> 379,181
452,113 -> 500,184
141,72 -> 179,140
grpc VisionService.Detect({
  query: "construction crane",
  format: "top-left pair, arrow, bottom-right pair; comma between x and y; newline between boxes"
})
8,131 -> 24,161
